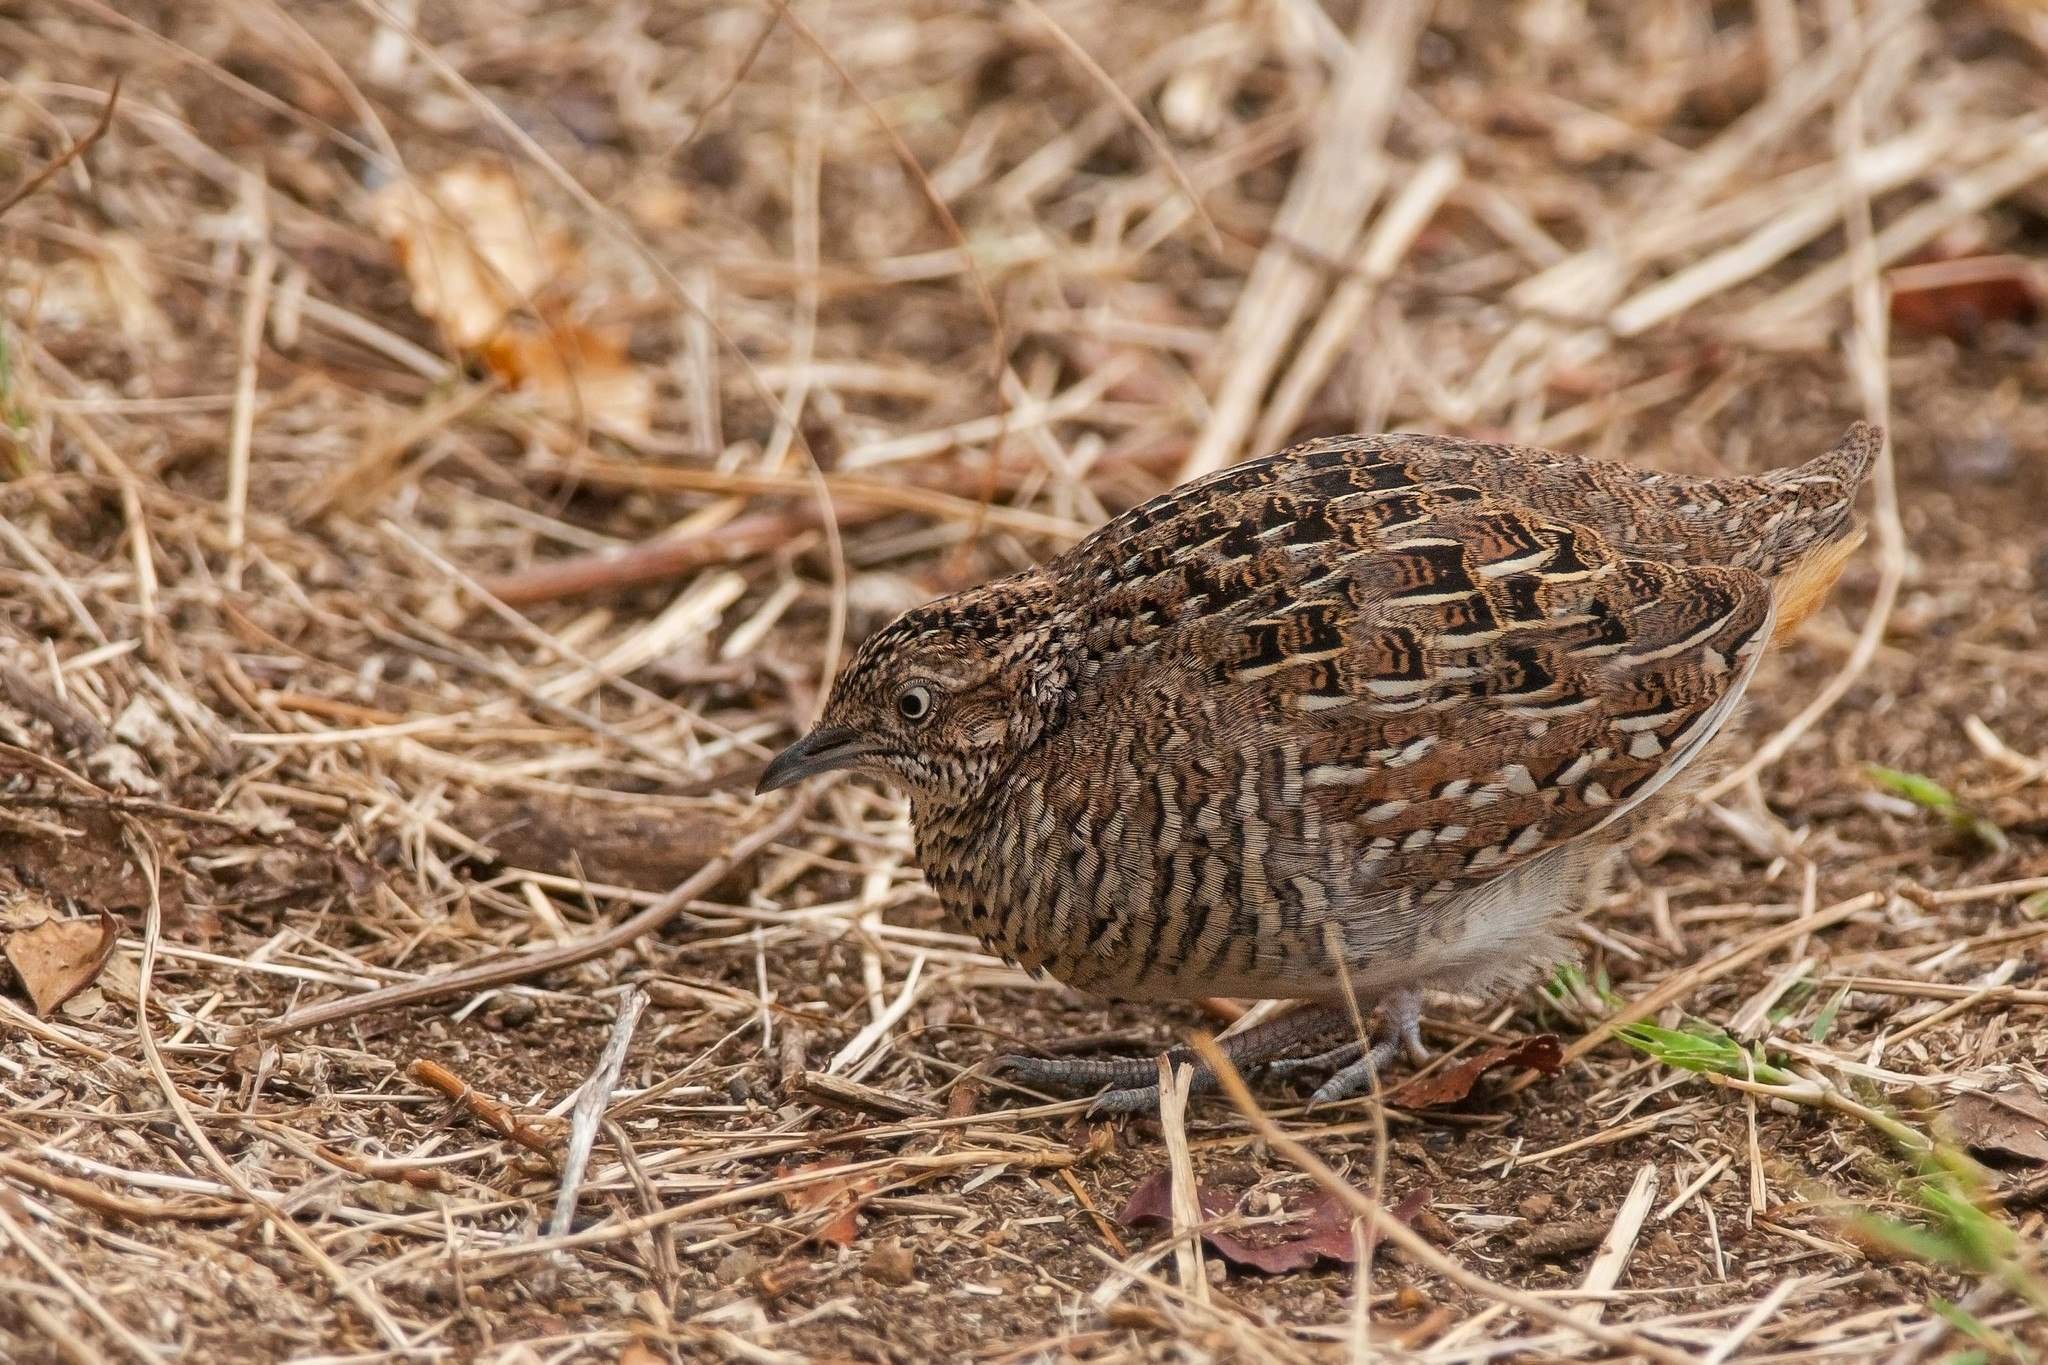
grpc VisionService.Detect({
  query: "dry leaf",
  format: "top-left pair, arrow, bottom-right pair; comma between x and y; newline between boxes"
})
1119,1170 -> 1429,1274
369,164 -> 569,349
777,1158 -> 877,1248
0,891 -> 56,931
370,163 -> 652,436
0,806 -> 178,915
1939,1086 -> 2048,1164
86,741 -> 160,796
6,908 -> 118,1015
861,1235 -> 915,1285
1393,1034 -> 1563,1109
58,985 -> 107,1019
95,949 -> 142,1005
482,319 -> 653,438
446,797 -> 757,898
1889,254 -> 2042,342
616,1343 -> 666,1365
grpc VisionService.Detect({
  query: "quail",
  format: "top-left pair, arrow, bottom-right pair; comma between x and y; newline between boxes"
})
759,423 -> 1880,1112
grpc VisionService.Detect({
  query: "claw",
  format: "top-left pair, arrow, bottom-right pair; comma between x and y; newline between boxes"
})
988,999 -> 1427,1116
1303,991 -> 1430,1108
1087,1084 -> 1167,1117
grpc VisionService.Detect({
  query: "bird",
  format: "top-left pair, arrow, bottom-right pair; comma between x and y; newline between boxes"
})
758,422 -> 1880,1113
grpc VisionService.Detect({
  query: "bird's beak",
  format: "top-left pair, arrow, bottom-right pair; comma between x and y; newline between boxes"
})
756,724 -> 870,794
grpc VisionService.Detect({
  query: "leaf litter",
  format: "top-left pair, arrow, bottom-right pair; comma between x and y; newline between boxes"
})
1393,1034 -> 1564,1109
4,907 -> 117,1016
370,161 -> 652,436
1119,1169 -> 1431,1274
1940,1086 -> 2048,1165
776,1158 -> 879,1248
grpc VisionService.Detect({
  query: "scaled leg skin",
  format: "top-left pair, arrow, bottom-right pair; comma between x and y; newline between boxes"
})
1306,989 -> 1430,1108
1264,1036 -> 1367,1081
993,1003 -> 1352,1116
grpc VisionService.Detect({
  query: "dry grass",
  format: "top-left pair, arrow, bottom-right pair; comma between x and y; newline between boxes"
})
2,1 -> 2047,1360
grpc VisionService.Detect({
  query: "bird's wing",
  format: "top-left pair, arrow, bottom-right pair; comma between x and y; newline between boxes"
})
1065,438 -> 1774,895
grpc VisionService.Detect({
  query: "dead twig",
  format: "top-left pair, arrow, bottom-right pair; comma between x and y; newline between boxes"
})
407,1058 -> 559,1158
476,508 -> 822,606
547,986 -> 648,1237
0,77 -> 120,220
0,1151 -> 239,1225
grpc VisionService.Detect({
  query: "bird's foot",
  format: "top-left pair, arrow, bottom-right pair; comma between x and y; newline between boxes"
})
993,1003 -> 1354,1117
1304,990 -> 1430,1109
992,1049 -> 1200,1096
1264,1037 -> 1368,1081
991,1048 -> 1223,1117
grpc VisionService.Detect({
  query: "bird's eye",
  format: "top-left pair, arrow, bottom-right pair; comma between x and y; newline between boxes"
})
896,685 -> 933,723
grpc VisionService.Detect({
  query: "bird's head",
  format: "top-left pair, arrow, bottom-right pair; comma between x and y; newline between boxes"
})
756,572 -> 1066,811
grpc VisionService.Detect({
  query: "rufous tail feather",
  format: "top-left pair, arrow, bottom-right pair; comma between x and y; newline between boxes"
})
1770,525 -> 1864,646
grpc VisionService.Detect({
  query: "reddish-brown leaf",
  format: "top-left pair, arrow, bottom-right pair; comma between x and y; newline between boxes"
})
1393,1034 -> 1563,1109
481,318 -> 653,439
1119,1171 -> 1429,1274
368,162 -> 652,437
1889,255 -> 2042,342
777,1158 -> 877,1248
5,909 -> 118,1016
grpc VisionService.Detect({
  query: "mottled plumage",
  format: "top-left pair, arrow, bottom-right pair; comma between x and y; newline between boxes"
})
760,424 -> 1880,1109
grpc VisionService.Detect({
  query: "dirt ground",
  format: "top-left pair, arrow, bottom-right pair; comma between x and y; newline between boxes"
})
2,2 -> 2047,1361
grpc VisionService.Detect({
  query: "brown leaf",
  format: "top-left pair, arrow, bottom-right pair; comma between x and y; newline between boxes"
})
58,986 -> 108,1019
777,1158 -> 877,1248
1119,1170 -> 1429,1274
369,164 -> 570,349
1939,1086 -> 2048,1164
945,1075 -> 983,1120
862,1236 -> 915,1285
1393,1035 -> 1563,1109
5,908 -> 118,1015
0,807 -> 172,915
369,163 -> 652,438
482,318 -> 653,439
1889,254 -> 2042,342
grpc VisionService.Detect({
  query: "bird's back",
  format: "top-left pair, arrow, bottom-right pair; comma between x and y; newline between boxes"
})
1061,422 -> 1879,587
931,425 -> 1878,1003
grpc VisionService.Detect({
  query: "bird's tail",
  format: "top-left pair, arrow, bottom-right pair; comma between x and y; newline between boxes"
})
1762,421 -> 1882,643
1757,421 -> 1882,574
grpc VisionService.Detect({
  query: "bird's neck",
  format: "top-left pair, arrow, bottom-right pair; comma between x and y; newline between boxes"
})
962,570 -> 1082,770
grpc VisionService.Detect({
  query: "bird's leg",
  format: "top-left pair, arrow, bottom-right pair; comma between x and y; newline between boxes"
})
1264,1036 -> 1367,1080
993,1003 -> 1351,1115
1306,989 -> 1430,1108
993,1051 -> 1180,1094
1264,992 -> 1434,1084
